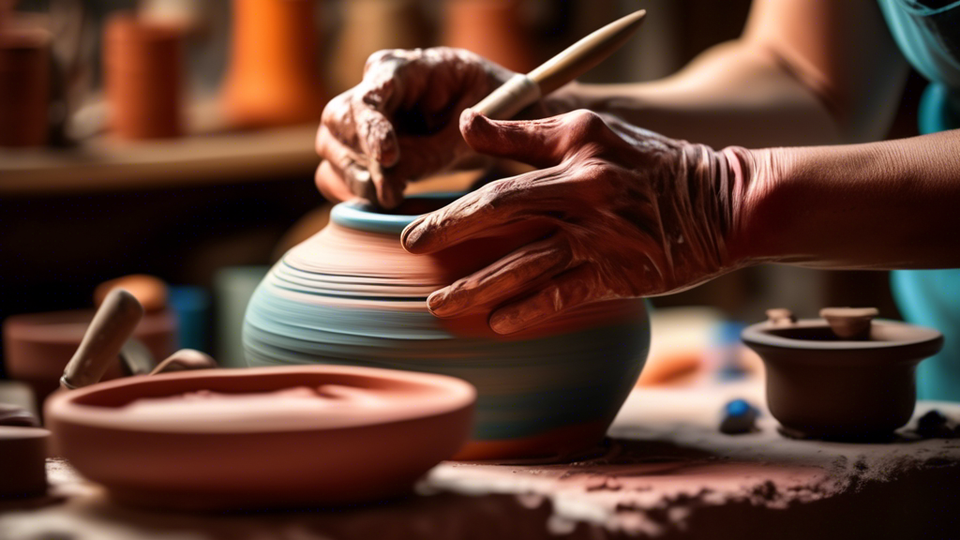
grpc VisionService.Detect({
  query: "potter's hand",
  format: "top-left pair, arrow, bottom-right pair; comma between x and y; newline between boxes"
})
316,47 -> 521,209
402,109 -> 750,334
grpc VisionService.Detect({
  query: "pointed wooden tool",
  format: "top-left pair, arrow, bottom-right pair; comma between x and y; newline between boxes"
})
474,8 -> 646,119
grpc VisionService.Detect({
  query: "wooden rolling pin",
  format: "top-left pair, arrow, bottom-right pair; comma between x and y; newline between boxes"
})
360,8 -> 647,204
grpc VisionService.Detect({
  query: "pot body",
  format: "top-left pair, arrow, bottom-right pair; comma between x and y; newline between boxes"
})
760,349 -> 918,440
243,199 -> 650,460
742,319 -> 943,441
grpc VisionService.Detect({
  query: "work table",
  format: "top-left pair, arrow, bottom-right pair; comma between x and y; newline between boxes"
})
2,383 -> 959,539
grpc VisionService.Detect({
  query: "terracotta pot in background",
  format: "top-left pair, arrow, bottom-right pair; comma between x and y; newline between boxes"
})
3,309 -> 177,410
220,0 -> 325,128
332,0 -> 430,95
103,12 -> 184,139
0,26 -> 50,147
441,0 -> 537,73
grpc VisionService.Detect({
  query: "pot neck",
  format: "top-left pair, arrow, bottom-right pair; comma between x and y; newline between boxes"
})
330,194 -> 461,235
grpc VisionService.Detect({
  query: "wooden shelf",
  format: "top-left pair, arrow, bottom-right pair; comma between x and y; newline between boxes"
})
0,123 -> 319,196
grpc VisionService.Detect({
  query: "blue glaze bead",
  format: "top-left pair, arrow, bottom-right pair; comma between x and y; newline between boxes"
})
720,398 -> 759,435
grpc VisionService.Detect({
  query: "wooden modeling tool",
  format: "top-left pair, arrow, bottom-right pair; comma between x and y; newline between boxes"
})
360,8 -> 647,204
473,8 -> 646,119
60,288 -> 144,390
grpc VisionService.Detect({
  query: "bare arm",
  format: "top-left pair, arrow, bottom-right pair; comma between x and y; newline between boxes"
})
732,130 -> 960,270
549,0 -> 910,148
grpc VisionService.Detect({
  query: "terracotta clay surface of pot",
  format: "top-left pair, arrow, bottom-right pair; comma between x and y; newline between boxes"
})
3,309 -> 177,407
742,310 -> 943,441
45,365 -> 475,511
220,0 -> 325,128
243,196 -> 651,461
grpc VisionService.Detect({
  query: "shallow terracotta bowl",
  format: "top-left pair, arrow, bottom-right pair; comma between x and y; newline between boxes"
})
45,365 -> 475,510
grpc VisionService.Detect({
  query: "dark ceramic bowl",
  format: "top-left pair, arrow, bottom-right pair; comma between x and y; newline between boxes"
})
742,319 -> 943,441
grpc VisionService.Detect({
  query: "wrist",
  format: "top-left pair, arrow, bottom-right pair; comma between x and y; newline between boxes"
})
718,146 -> 785,267
721,145 -> 794,266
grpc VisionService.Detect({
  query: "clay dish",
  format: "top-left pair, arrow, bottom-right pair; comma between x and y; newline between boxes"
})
45,365 -> 475,511
3,309 -> 177,407
742,313 -> 943,441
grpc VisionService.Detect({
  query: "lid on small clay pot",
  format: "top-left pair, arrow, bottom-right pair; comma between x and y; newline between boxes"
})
741,307 -> 943,362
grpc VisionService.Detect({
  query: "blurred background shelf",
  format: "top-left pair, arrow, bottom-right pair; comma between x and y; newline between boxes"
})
0,123 -> 318,195
0,92 -> 318,195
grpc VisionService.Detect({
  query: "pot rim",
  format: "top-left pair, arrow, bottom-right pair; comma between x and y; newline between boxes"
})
330,193 -> 462,235
741,318 -> 943,361
45,365 -> 477,435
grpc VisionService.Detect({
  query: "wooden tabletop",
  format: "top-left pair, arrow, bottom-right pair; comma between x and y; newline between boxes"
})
2,382 -> 958,540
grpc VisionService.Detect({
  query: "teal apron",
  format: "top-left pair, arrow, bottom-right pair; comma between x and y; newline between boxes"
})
879,0 -> 960,400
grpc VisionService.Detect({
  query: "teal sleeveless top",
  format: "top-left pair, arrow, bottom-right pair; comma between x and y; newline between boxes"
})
879,0 -> 960,400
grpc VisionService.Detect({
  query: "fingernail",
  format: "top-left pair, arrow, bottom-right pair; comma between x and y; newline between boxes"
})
427,289 -> 451,316
459,108 -> 485,136
490,308 -> 524,335
401,219 -> 427,251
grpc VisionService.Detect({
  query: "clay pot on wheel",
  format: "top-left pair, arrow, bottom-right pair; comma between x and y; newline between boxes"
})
243,196 -> 651,461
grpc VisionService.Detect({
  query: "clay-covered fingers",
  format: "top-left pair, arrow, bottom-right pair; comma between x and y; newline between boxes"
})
401,171 -> 559,254
315,160 -> 355,203
427,237 -> 574,318
489,264 -> 609,335
459,108 -> 623,168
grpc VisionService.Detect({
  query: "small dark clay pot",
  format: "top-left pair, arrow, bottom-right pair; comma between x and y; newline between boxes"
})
742,311 -> 943,441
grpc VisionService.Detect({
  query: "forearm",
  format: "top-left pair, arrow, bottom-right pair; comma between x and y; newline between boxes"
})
731,130 -> 960,269
545,41 -> 843,149
543,0 -> 907,149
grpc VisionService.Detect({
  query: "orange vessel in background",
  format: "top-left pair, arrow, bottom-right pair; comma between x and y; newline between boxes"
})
104,13 -> 183,140
220,0 -> 325,128
442,0 -> 537,74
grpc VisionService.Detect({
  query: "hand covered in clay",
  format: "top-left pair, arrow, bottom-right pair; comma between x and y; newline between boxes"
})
402,109 -> 751,334
316,47 -> 525,209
